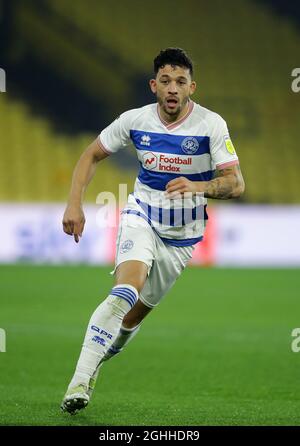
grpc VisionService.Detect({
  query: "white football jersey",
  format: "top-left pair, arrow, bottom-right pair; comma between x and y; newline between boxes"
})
98,101 -> 239,247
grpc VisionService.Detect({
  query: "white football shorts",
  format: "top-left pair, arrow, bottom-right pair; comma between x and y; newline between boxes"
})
113,212 -> 194,308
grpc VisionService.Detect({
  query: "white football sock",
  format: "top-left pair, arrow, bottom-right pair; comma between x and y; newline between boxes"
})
89,322 -> 142,386
103,323 -> 141,361
68,284 -> 138,389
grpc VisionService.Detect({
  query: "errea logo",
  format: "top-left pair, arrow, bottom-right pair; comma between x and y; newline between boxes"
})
141,134 -> 151,146
142,152 -> 157,169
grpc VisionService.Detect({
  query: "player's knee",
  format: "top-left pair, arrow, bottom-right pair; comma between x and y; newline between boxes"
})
115,261 -> 148,293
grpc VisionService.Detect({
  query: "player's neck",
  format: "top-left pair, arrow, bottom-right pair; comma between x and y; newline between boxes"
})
158,100 -> 191,125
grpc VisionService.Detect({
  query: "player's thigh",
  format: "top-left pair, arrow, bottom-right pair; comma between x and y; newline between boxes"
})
114,212 -> 156,292
140,240 -> 194,308
115,260 -> 148,293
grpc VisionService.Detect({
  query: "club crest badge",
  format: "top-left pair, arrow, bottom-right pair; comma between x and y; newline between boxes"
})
181,137 -> 199,155
120,239 -> 134,254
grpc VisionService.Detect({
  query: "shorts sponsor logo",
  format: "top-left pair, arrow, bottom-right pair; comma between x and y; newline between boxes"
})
142,151 -> 157,169
224,136 -> 235,154
181,137 -> 199,154
120,239 -> 134,254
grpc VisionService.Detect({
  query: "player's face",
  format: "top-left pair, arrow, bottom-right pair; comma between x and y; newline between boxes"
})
149,65 -> 196,121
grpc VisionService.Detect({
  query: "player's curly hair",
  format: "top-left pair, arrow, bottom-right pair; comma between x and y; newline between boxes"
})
153,48 -> 194,77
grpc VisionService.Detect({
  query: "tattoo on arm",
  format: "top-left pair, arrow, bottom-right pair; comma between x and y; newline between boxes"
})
204,165 -> 244,199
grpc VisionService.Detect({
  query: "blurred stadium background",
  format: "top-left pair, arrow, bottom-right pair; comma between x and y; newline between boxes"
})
1,0 -> 300,426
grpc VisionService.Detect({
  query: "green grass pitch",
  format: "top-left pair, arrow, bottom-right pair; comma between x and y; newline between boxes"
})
0,264 -> 300,426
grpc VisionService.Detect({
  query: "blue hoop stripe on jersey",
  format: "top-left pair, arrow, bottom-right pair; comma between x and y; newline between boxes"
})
110,287 -> 137,308
121,209 -> 152,226
135,198 -> 208,226
138,165 -> 214,191
121,209 -> 203,247
130,130 -> 210,155
159,235 -> 203,246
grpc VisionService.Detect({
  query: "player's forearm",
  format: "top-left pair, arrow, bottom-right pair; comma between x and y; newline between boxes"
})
67,149 -> 99,207
198,173 -> 245,199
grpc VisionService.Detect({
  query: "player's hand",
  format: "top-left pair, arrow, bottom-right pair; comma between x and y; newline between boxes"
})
165,177 -> 203,198
62,204 -> 86,243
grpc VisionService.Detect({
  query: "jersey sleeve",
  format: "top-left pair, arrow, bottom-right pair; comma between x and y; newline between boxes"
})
98,110 -> 134,154
210,115 -> 239,170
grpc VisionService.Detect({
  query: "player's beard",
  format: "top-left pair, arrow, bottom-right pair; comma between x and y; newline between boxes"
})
158,95 -> 189,121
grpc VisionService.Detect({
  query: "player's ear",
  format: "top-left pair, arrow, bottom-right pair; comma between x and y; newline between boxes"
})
149,79 -> 157,94
189,80 -> 196,95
